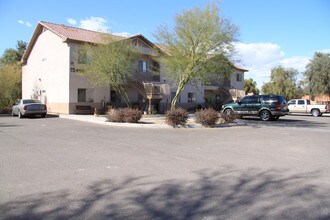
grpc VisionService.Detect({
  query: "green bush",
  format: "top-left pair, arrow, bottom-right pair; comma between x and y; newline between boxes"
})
195,108 -> 219,127
107,108 -> 142,123
165,108 -> 188,127
219,112 -> 238,123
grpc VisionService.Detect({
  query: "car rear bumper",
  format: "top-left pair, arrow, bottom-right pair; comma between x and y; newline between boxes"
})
22,110 -> 47,116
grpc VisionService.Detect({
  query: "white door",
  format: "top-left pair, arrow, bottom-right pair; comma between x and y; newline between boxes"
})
295,100 -> 307,113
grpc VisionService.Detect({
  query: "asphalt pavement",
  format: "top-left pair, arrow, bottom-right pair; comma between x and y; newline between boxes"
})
0,115 -> 329,219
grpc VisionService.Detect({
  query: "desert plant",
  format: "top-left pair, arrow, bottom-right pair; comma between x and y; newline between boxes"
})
219,112 -> 238,123
107,108 -> 142,123
124,108 -> 143,123
165,108 -> 188,127
195,108 -> 219,127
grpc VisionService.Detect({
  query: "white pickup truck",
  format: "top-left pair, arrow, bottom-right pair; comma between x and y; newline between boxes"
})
287,99 -> 329,117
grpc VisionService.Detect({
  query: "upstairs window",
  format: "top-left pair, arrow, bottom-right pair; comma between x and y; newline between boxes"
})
236,73 -> 243,82
138,60 -> 148,73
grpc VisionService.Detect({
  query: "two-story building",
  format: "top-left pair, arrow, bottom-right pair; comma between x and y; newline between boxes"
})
22,21 -> 247,114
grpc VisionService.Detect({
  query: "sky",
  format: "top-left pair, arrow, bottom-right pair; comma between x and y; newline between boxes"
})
0,0 -> 329,88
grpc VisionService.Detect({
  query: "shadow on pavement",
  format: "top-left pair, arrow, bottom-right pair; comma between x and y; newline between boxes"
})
239,117 -> 329,129
1,168 -> 329,219
0,123 -> 19,128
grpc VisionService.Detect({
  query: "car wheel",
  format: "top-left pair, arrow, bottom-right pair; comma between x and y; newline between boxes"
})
18,110 -> 23,119
260,110 -> 271,121
41,113 -> 46,118
224,108 -> 234,115
311,109 -> 320,117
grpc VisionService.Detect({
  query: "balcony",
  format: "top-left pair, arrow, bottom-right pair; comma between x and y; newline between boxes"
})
143,82 -> 170,100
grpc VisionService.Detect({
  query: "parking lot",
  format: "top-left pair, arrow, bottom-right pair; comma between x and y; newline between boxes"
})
0,114 -> 329,219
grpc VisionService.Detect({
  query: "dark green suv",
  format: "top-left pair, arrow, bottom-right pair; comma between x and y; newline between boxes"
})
221,95 -> 289,121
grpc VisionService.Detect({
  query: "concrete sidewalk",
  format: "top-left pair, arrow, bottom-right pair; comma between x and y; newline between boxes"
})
58,114 -> 240,129
59,114 -> 175,128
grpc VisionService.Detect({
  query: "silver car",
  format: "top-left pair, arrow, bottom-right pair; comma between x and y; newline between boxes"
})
12,99 -> 47,118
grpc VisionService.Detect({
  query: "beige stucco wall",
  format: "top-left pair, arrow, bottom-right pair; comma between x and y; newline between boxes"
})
22,29 -> 71,113
68,43 -> 111,113
230,69 -> 245,90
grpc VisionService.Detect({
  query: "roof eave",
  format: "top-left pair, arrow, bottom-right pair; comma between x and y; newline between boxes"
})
22,22 -> 43,64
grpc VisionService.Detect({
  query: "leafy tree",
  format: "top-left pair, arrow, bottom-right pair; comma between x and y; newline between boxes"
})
0,63 -> 21,108
0,40 -> 27,108
0,40 -> 27,65
78,36 -> 139,107
261,66 -> 301,100
303,52 -> 330,96
154,2 -> 239,109
244,78 -> 260,95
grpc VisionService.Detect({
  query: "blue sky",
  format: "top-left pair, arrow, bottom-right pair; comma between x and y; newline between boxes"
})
0,0 -> 329,88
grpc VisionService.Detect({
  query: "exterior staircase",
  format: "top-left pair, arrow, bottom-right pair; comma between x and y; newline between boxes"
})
129,72 -> 170,113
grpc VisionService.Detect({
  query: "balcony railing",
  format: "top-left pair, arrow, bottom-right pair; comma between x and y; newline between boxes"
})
143,82 -> 170,100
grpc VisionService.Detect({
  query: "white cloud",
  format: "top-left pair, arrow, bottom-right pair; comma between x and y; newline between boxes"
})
234,42 -> 310,89
67,18 -> 77,26
79,17 -> 110,33
18,20 -> 32,27
113,32 -> 132,37
318,49 -> 330,54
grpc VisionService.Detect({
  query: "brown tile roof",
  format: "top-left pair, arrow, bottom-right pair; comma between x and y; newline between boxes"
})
39,21 -> 125,44
22,21 -> 248,72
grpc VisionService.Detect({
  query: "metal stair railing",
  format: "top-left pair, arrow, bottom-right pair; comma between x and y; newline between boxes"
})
130,72 -> 170,100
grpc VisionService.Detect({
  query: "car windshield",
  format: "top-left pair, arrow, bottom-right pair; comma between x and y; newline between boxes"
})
22,100 -> 41,104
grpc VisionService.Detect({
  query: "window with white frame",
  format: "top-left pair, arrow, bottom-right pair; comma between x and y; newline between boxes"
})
138,60 -> 148,73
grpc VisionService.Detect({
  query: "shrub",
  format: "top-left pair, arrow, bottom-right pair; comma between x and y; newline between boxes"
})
0,107 -> 12,114
219,112 -> 238,123
124,108 -> 143,123
195,108 -> 219,127
165,108 -> 188,127
107,108 -> 142,123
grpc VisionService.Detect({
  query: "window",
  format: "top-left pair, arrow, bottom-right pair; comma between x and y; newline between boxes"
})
249,96 -> 259,103
239,96 -> 250,103
236,73 -> 243,82
188,93 -> 196,103
138,60 -> 148,73
78,89 -> 86,102
78,49 -> 88,64
288,100 -> 296,105
297,100 -> 305,105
